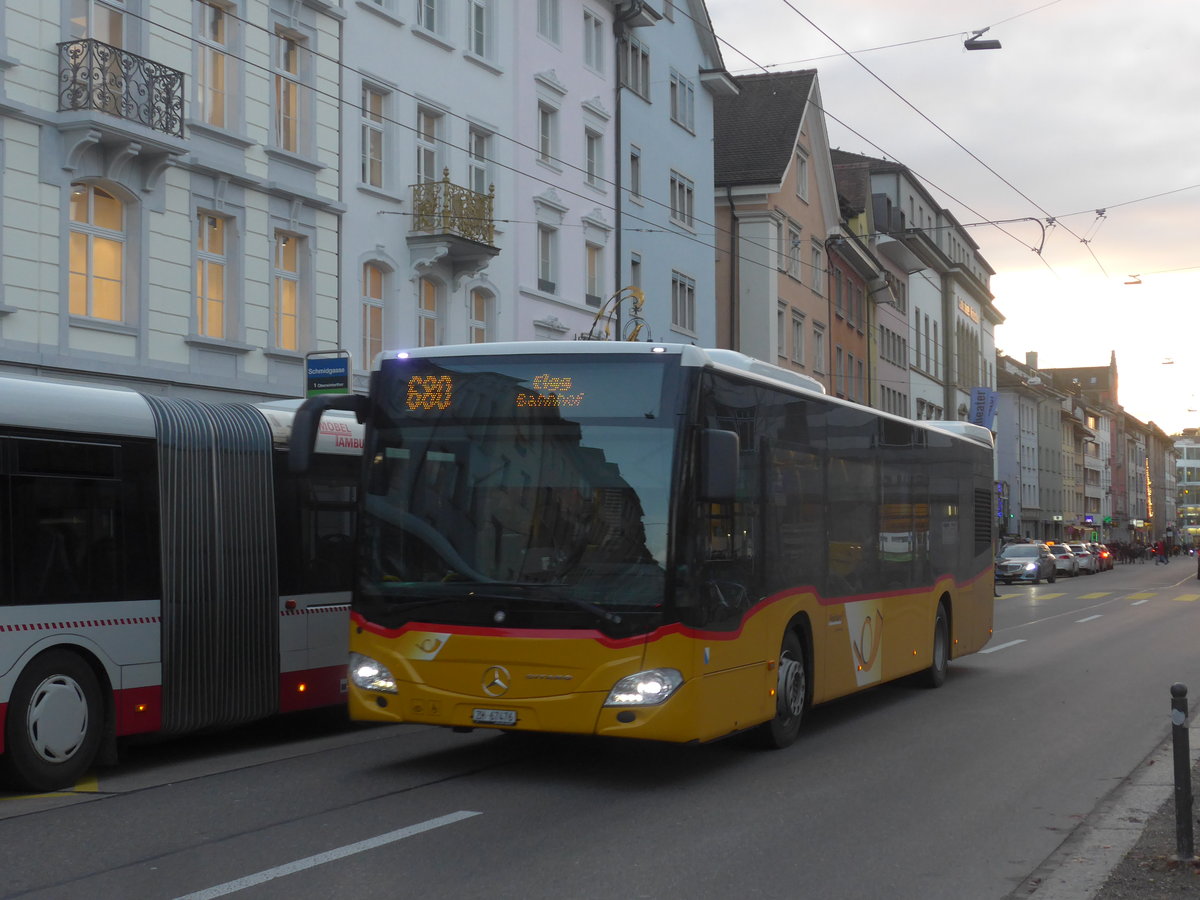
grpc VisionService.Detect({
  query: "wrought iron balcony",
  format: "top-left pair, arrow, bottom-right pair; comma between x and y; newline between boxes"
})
411,170 -> 496,246
58,39 -> 184,138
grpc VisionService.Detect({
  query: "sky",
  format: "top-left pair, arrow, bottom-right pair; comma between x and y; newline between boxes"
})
705,0 -> 1200,434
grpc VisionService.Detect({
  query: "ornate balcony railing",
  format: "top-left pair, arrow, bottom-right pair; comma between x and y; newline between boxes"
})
411,170 -> 495,246
58,39 -> 184,138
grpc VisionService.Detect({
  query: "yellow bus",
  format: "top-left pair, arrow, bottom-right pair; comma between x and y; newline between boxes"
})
293,342 -> 994,748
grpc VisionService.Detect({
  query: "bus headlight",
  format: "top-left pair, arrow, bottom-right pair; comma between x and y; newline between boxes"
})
350,652 -> 398,694
604,668 -> 683,706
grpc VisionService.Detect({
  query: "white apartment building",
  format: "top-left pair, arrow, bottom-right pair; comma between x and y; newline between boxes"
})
0,0 -> 344,401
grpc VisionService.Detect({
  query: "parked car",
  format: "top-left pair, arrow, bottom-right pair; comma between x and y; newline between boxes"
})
1068,542 -> 1098,574
995,542 -> 1057,584
1047,542 -> 1080,577
1092,543 -> 1114,571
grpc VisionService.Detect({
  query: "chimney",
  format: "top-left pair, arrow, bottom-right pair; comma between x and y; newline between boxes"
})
1025,351 -> 1038,369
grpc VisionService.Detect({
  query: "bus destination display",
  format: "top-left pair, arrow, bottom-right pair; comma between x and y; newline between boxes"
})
405,372 -> 584,412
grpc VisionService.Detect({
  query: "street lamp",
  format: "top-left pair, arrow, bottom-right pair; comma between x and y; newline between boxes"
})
964,27 -> 1002,50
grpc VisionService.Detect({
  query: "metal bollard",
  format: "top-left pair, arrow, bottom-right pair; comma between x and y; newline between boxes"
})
1171,683 -> 1195,860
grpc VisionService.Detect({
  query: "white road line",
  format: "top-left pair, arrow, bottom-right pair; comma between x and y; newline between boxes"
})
1076,615 -> 1103,623
174,810 -> 482,900
980,639 -> 1026,654
1131,598 -> 1151,606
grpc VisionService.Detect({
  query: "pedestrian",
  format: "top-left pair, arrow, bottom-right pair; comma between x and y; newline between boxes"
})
1154,540 -> 1167,565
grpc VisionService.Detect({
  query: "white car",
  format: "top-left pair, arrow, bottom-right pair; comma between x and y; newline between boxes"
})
1048,543 -> 1079,577
1067,542 -> 1098,574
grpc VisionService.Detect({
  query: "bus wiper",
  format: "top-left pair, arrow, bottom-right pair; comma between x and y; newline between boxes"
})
505,583 -> 623,625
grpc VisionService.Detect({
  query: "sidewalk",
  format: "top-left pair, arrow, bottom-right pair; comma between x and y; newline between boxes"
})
1011,720 -> 1200,899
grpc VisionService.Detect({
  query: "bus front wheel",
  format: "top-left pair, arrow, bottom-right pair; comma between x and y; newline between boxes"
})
1,650 -> 104,793
755,630 -> 807,749
921,602 -> 950,689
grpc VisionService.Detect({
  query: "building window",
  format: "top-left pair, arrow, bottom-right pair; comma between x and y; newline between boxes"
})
273,232 -> 302,351
417,0 -> 441,34
835,346 -> 845,396
621,37 -> 650,99
537,225 -> 556,293
669,171 -> 694,228
672,271 -> 696,333
68,183 -> 124,322
273,28 -> 306,154
629,145 -> 641,200
832,265 -> 843,315
787,227 -> 801,279
585,129 -> 603,187
791,313 -> 805,364
361,85 -> 386,188
777,304 -> 786,358
586,243 -> 603,307
813,325 -> 825,374
417,107 -> 441,183
583,10 -> 604,71
810,243 -> 824,294
669,71 -> 695,131
418,276 -> 442,346
537,103 -> 557,165
469,288 -> 492,343
362,262 -> 384,366
196,0 -> 231,129
467,0 -> 491,58
195,212 -> 227,338
468,127 -> 491,195
537,0 -> 559,41
795,150 -> 809,202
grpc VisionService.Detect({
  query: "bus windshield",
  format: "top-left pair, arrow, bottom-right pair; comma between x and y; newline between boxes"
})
357,353 -> 679,633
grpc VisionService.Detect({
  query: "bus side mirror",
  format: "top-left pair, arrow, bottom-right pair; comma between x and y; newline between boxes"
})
698,429 -> 738,503
289,394 -> 368,475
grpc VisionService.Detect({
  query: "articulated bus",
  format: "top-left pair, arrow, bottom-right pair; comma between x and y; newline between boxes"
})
0,375 -> 360,792
292,342 -> 994,749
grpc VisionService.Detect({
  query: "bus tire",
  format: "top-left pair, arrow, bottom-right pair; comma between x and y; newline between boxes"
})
1,650 -> 104,793
755,630 -> 807,749
922,602 -> 950,689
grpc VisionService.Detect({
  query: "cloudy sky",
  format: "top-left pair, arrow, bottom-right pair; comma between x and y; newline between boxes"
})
705,0 -> 1200,433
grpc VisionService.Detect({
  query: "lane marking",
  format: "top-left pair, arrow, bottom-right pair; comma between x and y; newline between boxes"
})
174,810 -> 482,900
1173,594 -> 1200,602
1079,593 -> 1112,599
1131,599 -> 1151,606
1034,592 -> 1065,599
980,639 -> 1026,654
2,773 -> 99,801
1127,593 -> 1156,600
1076,615 -> 1103,623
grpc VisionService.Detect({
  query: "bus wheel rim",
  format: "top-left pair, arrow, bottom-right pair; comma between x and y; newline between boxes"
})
779,653 -> 805,718
26,675 -> 90,763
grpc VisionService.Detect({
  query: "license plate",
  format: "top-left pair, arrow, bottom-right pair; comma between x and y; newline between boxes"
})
472,708 -> 517,726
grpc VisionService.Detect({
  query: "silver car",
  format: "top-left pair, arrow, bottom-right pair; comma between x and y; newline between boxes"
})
995,542 -> 1057,584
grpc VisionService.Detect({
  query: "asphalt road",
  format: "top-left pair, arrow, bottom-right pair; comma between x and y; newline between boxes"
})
2,559 -> 1198,899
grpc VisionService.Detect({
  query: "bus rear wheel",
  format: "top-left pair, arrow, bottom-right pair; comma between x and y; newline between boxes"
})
755,630 -> 807,749
1,650 -> 104,793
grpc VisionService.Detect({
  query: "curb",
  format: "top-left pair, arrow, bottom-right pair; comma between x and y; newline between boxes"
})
1010,721 -> 1200,899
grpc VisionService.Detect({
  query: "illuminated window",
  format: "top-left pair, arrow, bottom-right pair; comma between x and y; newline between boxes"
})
196,0 -> 230,128
68,183 -> 124,321
418,277 -> 442,347
195,213 -> 227,338
361,86 -> 386,188
273,232 -> 302,350
469,288 -> 492,343
273,29 -> 305,153
362,263 -> 385,364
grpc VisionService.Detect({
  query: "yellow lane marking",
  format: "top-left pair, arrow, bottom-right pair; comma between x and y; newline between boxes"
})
1128,592 -> 1156,600
1172,594 -> 1200,602
1079,593 -> 1113,599
2,773 -> 98,800
1034,593 -> 1065,599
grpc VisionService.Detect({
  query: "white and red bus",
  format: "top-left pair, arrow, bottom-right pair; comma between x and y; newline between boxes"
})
0,374 -> 361,792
